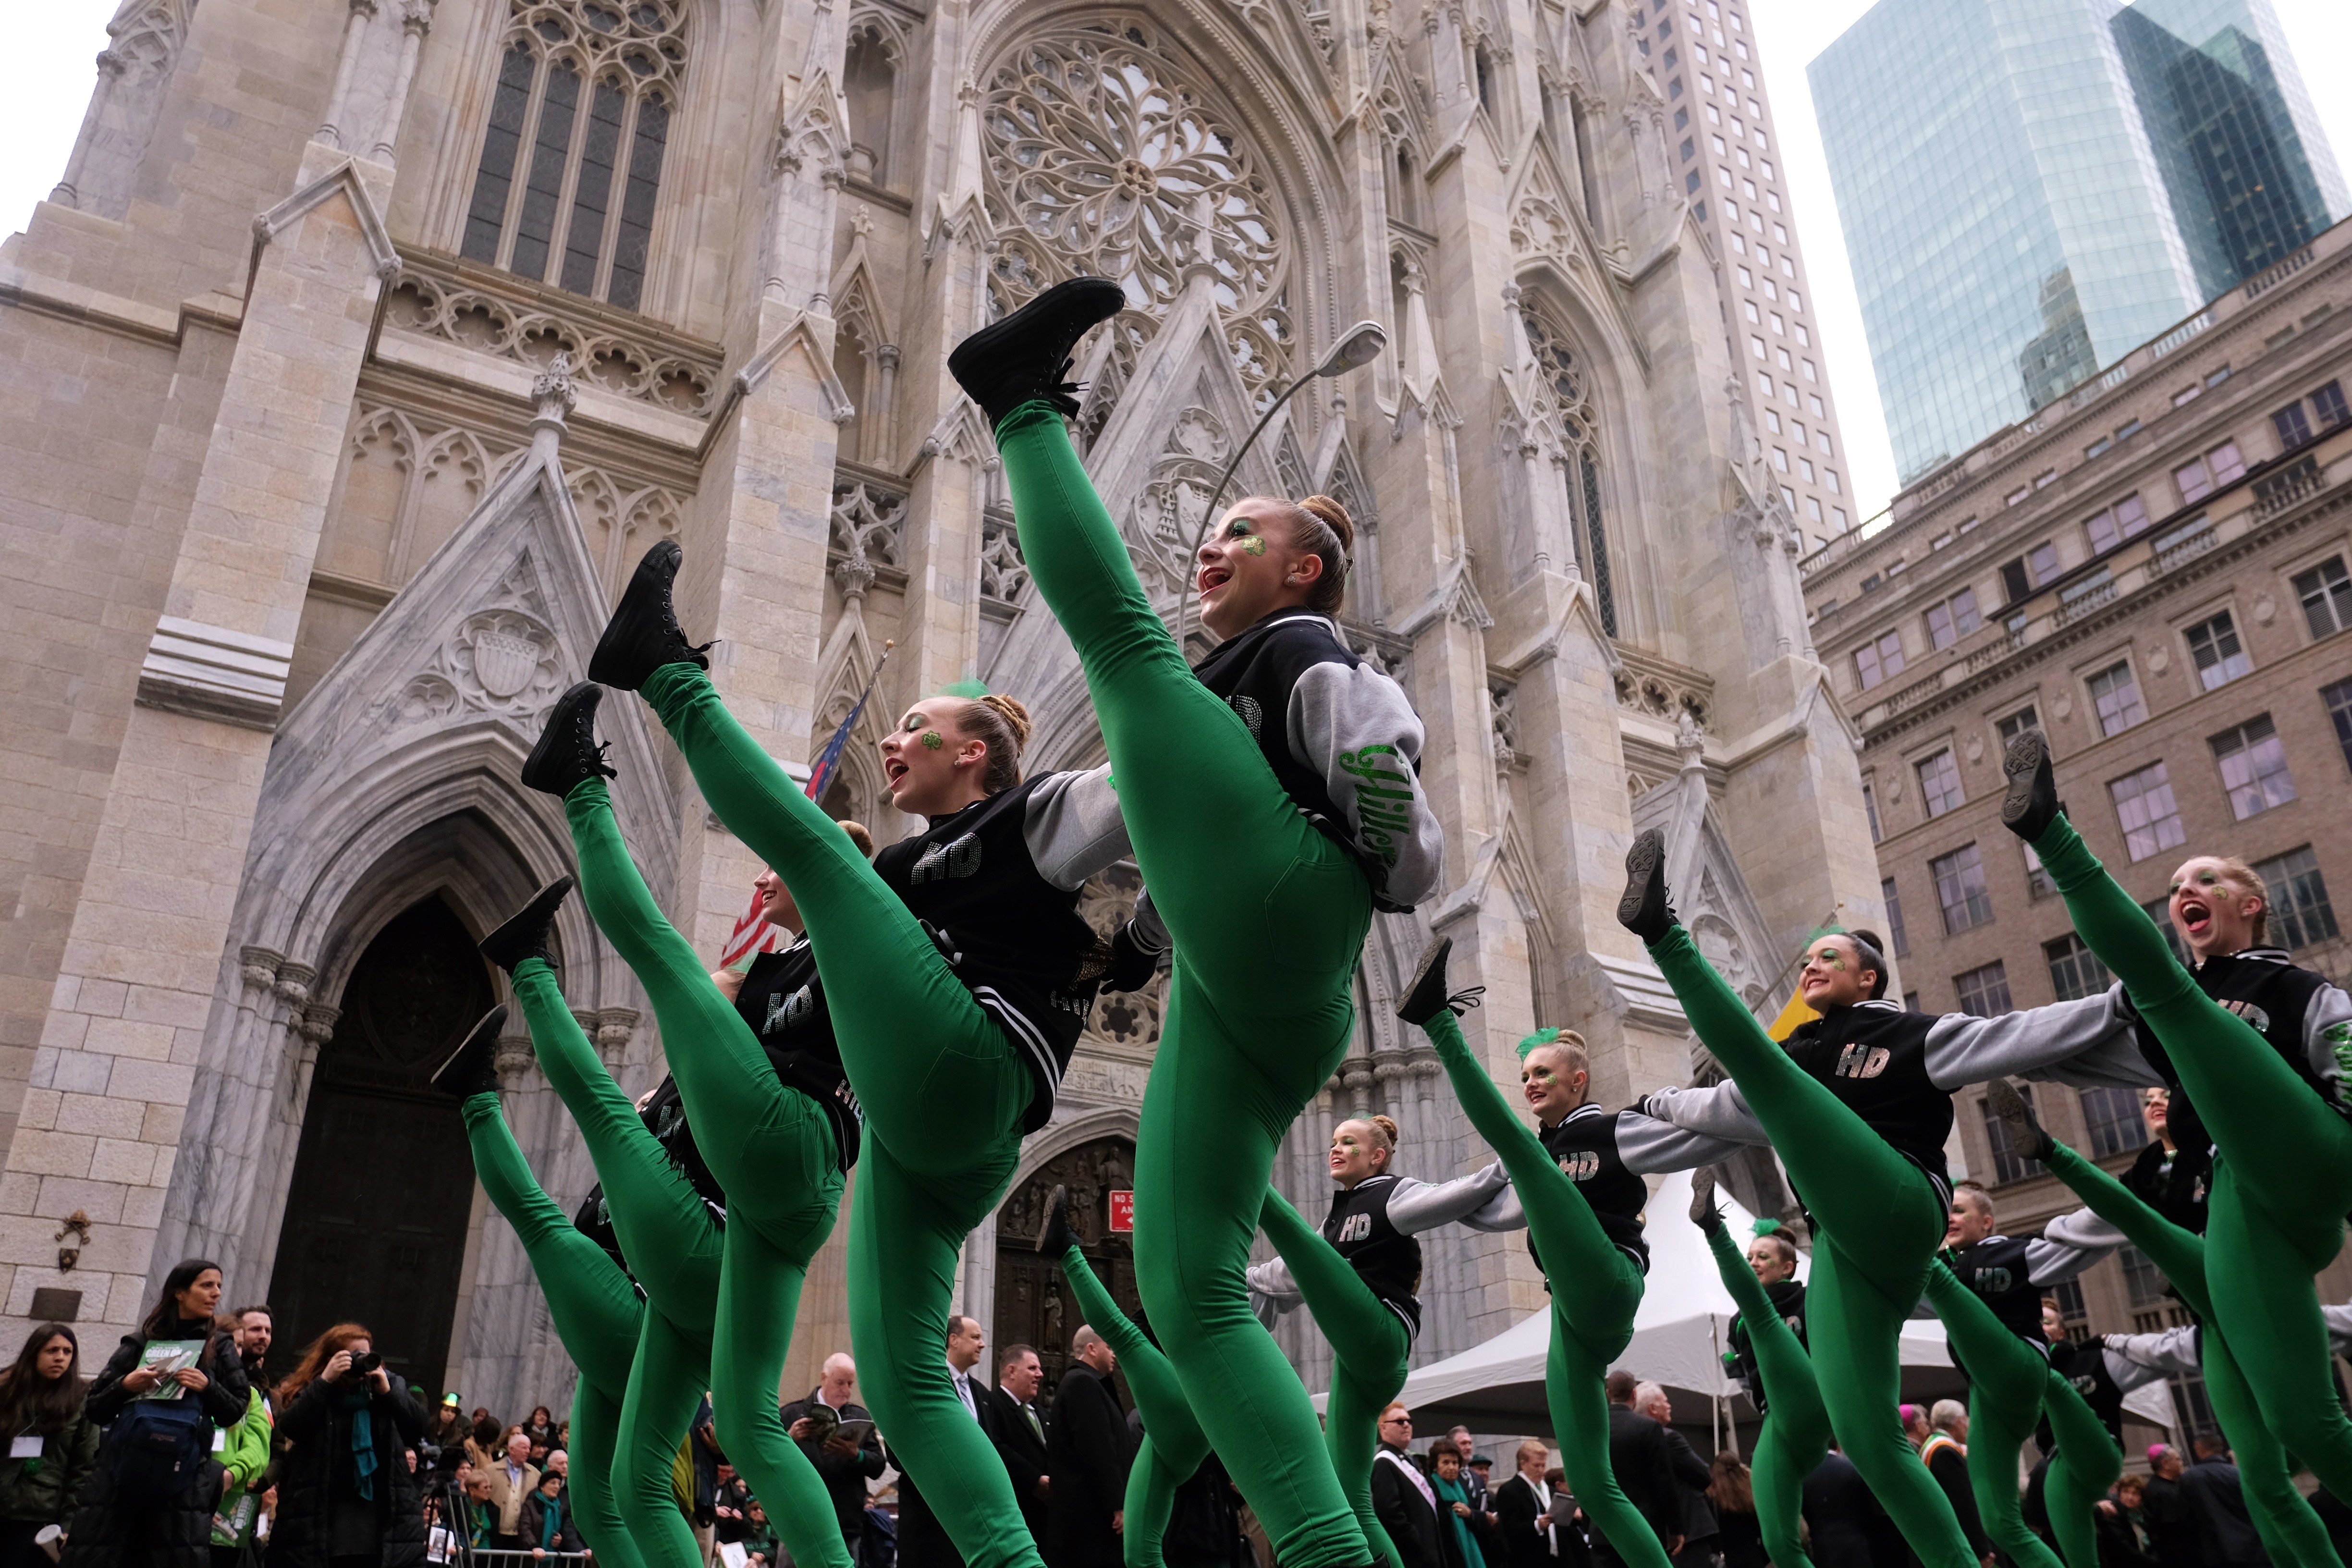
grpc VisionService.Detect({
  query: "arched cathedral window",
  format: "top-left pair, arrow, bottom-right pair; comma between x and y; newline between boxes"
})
843,21 -> 898,186
460,0 -> 687,312
1520,301 -> 1618,637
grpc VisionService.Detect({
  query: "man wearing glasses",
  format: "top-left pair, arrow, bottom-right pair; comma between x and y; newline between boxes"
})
1371,1404 -> 1449,1568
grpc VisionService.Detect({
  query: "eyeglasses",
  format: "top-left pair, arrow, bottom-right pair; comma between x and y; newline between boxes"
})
1380,1417 -> 1411,1427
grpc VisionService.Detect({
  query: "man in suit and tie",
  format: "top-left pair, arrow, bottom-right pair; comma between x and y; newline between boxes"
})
990,1343 -> 1053,1548
1494,1439 -> 1587,1568
1371,1403 -> 1449,1568
1598,1372 -> 1684,1565
894,1315 -> 999,1568
1048,1326 -> 1132,1568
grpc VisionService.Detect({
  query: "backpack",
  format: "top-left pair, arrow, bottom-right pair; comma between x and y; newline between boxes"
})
103,1397 -> 211,1504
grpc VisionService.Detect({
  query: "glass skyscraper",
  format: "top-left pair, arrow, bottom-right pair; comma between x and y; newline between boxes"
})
1810,0 -> 2345,485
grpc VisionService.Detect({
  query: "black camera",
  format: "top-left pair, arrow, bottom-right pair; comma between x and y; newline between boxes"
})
349,1351 -> 382,1377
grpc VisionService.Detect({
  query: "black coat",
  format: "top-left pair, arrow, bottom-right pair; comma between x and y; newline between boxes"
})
1923,1439 -> 1987,1561
988,1388 -> 1052,1546
2139,1473 -> 2198,1568
2181,1458 -> 2265,1567
1657,1428 -> 1715,1546
519,1490 -> 586,1555
1798,1454 -> 1898,1568
1593,1407 -> 1680,1557
1047,1365 -> 1129,1568
780,1393 -> 888,1549
1493,1473 -> 1586,1568
61,1319 -> 253,1568
1372,1451 -> 1449,1568
266,1372 -> 427,1568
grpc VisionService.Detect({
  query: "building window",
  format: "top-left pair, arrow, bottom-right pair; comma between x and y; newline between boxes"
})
2183,611 -> 2252,689
2316,380 -> 2351,430
1916,749 -> 1963,819
2045,932 -> 2113,1003
2295,556 -> 2352,638
2088,662 -> 2146,737
2251,846 -> 2339,949
2081,1086 -> 2143,1157
1956,961 -> 2013,1018
1854,631 -> 1904,691
2023,841 -> 2054,899
2325,677 -> 2352,774
2274,401 -> 2313,449
2172,441 -> 2247,504
2274,380 -> 2349,448
2143,895 -> 2194,967
1982,1088 -> 2044,1183
1807,495 -> 1824,522
2109,760 -> 2185,862
2085,494 -> 2149,554
1884,876 -> 1909,956
1772,446 -> 1789,471
1932,844 -> 1994,934
1862,781 -> 1882,843
2050,1278 -> 2090,1339
2212,716 -> 2296,819
1996,706 -> 2042,747
1925,588 -> 1981,650
460,0 -> 688,311
2121,1244 -> 2168,1307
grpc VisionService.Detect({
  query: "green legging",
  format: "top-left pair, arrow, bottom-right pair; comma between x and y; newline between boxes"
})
2030,815 -> 2352,1497
637,661 -> 1044,1568
1057,1246 -> 1211,1568
1413,1009 -> 1666,1568
2034,1139 -> 2341,1568
1644,926 -> 1976,1568
509,958 -> 721,1568
1700,1225 -> 1826,1568
1258,1191 -> 1410,1568
460,1094 -> 646,1568
994,400 -> 1373,1568
563,779 -> 852,1568
2038,1364 -> 2123,1568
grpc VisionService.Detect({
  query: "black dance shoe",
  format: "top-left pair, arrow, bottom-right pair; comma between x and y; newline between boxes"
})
431,1005 -> 510,1100
1396,938 -> 1485,1027
1985,1078 -> 2056,1164
588,541 -> 710,692
480,877 -> 575,976
1036,1184 -> 1076,1254
1999,729 -> 2064,842
522,682 -> 618,798
1617,828 -> 1678,943
947,277 -> 1126,429
1689,1165 -> 1725,1234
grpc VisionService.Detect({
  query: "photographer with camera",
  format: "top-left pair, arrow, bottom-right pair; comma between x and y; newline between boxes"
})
267,1326 -> 425,1568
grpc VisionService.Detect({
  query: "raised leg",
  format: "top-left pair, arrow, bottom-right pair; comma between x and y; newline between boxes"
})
610,1303 -> 712,1568
566,1380 -> 640,1568
2204,1323 -> 2344,1568
1700,1224 -> 1824,1568
2040,1368 -> 2122,1568
1923,1263 -> 2063,1568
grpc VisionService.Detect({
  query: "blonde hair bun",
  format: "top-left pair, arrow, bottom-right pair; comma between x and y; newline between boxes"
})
978,693 -> 1033,752
1367,1113 -> 1400,1149
1298,494 -> 1355,554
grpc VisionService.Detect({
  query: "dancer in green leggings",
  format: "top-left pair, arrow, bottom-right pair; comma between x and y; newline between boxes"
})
509,681 -> 873,1568
948,280 -> 1443,1568
1395,947 -> 1745,1568
1987,1078 -> 2345,1568
2001,731 -> 2352,1510
434,1006 -> 646,1568
451,882 -> 724,1568
1689,1172 -> 1826,1568
1614,828 -> 2145,1568
1246,1116 -> 1517,1568
590,539 -> 1145,1568
1035,1187 -> 1210,1568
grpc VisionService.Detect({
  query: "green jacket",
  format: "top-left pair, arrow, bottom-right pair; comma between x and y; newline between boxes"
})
0,1409 -> 101,1525
220,1389 -> 272,1492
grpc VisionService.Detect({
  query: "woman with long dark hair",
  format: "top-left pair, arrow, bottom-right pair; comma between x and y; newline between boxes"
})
61,1261 -> 251,1568
267,1324 -> 426,1568
1704,1453 -> 1765,1568
0,1325 -> 98,1568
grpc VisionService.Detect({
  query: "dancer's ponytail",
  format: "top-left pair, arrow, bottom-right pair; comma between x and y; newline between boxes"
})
958,694 -> 1032,795
1288,494 -> 1354,614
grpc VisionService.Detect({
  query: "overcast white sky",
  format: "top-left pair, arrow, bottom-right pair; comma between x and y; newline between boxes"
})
6,0 -> 2348,523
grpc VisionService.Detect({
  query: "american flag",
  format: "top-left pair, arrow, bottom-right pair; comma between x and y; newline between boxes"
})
719,645 -> 893,968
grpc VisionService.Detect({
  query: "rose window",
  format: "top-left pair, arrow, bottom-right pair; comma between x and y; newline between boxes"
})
982,17 -> 1295,409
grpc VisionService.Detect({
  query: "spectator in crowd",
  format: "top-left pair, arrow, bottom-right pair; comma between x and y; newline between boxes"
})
737,1502 -> 779,1568
2094,1473 -> 2155,1568
984,1347 -> 1050,1548
1048,1327 -> 1129,1568
1705,1452 -> 1764,1568
1597,1372 -> 1683,1564
1800,1449 -> 1897,1568
710,1464 -> 756,1547
1918,1401 -> 1985,1564
1446,1432 -> 1491,1521
520,1468 -> 582,1559
1157,1451 -> 1246,1568
1430,1440 -> 1486,1568
460,1477 -> 496,1550
893,1317 -> 994,1568
1898,1407 -> 1929,1454
521,1409 -> 558,1459
540,1452 -> 565,1488
229,1312 -> 271,1398
62,1259 -> 252,1568
1634,1384 -> 1713,1568
2180,1432 -> 2263,1568
267,1322 -> 427,1568
1494,1441 -> 1580,1568
782,1353 -> 887,1561
1372,1406 -> 1446,1568
0,1324 -> 99,1568
482,1431 -> 542,1551
463,1419 -> 504,1476
2139,1446 -> 2195,1568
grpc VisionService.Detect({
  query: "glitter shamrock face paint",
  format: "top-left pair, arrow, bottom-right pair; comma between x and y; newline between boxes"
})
881,698 -> 991,816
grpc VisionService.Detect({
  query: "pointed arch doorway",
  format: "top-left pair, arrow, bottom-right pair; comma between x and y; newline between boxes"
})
993,1138 -> 1139,1402
267,894 -> 491,1397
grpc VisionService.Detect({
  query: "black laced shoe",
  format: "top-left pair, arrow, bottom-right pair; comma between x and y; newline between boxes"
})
480,877 -> 575,976
1999,728 -> 2064,843
1985,1078 -> 2055,1164
1690,1165 -> 1724,1233
522,682 -> 618,798
1396,938 -> 1485,1027
947,277 -> 1127,429
588,541 -> 710,692
431,1005 -> 510,1100
1035,1184 -> 1076,1254
1617,829 -> 1678,943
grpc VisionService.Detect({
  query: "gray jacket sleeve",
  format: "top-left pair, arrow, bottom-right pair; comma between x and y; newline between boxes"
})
1640,1081 -> 1773,1146
2040,1207 -> 2131,1251
1616,1110 -> 1755,1174
1384,1165 -> 1520,1234
2103,1325 -> 2201,1376
1288,660 -> 1444,908
2101,1347 -> 2173,1394
1921,990 -> 2159,1091
1246,1257 -> 1303,1329
1022,767 -> 1133,892
2300,983 -> 2352,1106
2023,1234 -> 2117,1286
